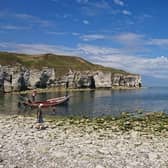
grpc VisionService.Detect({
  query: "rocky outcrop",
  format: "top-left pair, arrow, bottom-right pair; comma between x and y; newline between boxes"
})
111,73 -> 141,88
94,71 -> 112,88
29,68 -> 55,89
61,70 -> 141,89
0,65 -> 56,92
0,65 -> 141,93
64,71 -> 96,89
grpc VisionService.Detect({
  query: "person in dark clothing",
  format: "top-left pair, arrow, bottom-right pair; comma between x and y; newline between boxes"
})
37,104 -> 44,123
17,101 -> 22,113
65,81 -> 69,89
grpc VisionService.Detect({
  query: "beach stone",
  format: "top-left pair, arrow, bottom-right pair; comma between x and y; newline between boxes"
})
96,165 -> 105,168
134,141 -> 142,146
0,157 -> 3,163
53,151 -> 68,158
34,123 -> 47,130
98,148 -> 110,155
50,125 -> 57,129
148,152 -> 160,160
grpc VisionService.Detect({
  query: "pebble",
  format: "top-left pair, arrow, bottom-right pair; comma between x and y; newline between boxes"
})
53,151 -> 68,158
96,165 -> 105,168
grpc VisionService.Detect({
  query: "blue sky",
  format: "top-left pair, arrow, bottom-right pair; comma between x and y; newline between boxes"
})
1,0 -> 168,86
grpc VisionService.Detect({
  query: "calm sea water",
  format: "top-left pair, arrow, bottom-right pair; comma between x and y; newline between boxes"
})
1,87 -> 168,117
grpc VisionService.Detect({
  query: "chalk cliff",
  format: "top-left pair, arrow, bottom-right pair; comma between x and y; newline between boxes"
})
0,52 -> 142,92
0,65 -> 141,93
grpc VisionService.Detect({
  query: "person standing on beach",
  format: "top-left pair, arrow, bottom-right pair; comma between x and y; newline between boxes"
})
37,104 -> 43,123
32,91 -> 37,102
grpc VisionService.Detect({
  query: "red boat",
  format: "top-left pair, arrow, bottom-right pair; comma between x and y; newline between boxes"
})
24,95 -> 70,108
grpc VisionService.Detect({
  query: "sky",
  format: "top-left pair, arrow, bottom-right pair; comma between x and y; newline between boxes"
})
1,0 -> 168,86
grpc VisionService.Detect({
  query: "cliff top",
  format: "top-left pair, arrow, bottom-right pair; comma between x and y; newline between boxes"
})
0,51 -> 130,76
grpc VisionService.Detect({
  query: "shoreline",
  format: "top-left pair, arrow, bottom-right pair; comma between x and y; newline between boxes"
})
0,112 -> 168,167
20,111 -> 168,134
7,86 -> 143,95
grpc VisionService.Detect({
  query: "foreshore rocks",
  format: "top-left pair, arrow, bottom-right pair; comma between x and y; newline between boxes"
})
0,114 -> 168,168
0,65 -> 141,93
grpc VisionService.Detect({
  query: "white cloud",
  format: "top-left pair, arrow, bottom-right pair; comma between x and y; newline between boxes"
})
14,13 -> 51,27
115,33 -> 143,41
90,1 -> 110,9
113,33 -> 168,52
122,10 -> 132,15
113,0 -> 124,6
72,32 -> 80,36
80,1 -> 111,16
0,12 -> 52,27
83,20 -> 89,24
0,25 -> 30,30
78,44 -> 168,79
114,33 -> 144,48
80,34 -> 107,41
79,32 -> 144,44
78,44 -> 120,55
76,0 -> 88,4
47,31 -> 67,35
80,32 -> 145,44
47,31 -> 81,36
143,14 -> 152,18
147,38 -> 168,46
0,42 -> 80,56
79,0 -> 110,9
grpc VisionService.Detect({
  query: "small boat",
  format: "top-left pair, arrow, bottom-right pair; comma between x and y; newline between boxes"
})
24,95 -> 70,108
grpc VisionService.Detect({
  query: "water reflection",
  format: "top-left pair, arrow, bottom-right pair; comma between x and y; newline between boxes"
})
0,87 -> 168,117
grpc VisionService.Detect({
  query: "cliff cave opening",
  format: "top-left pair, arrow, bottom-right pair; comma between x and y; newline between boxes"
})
76,76 -> 95,89
139,83 -> 142,88
90,76 -> 96,89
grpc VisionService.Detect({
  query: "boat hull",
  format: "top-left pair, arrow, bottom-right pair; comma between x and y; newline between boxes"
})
24,95 -> 70,108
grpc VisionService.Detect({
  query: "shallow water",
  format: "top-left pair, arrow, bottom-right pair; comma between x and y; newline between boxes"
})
1,87 -> 168,117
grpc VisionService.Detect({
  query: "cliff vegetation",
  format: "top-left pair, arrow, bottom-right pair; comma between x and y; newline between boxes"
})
0,52 -> 128,76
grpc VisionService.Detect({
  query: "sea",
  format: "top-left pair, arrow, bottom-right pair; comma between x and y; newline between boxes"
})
1,87 -> 168,118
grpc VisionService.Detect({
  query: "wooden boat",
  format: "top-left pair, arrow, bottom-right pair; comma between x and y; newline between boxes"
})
24,95 -> 70,108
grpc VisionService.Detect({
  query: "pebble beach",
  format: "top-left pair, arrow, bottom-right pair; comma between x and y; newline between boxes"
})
0,114 -> 168,168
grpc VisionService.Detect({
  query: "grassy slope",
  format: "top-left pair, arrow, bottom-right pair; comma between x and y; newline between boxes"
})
0,52 -> 129,76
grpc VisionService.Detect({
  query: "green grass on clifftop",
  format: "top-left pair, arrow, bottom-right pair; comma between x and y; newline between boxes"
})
0,52 -> 129,76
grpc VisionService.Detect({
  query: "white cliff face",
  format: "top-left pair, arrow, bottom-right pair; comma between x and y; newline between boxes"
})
124,75 -> 141,87
29,69 -> 41,89
3,80 -> 11,92
64,70 -> 76,88
28,68 -> 55,89
94,71 -> 112,88
64,70 -> 141,89
112,74 -> 122,86
111,73 -> 141,88
0,65 -> 141,92
0,65 -> 56,92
